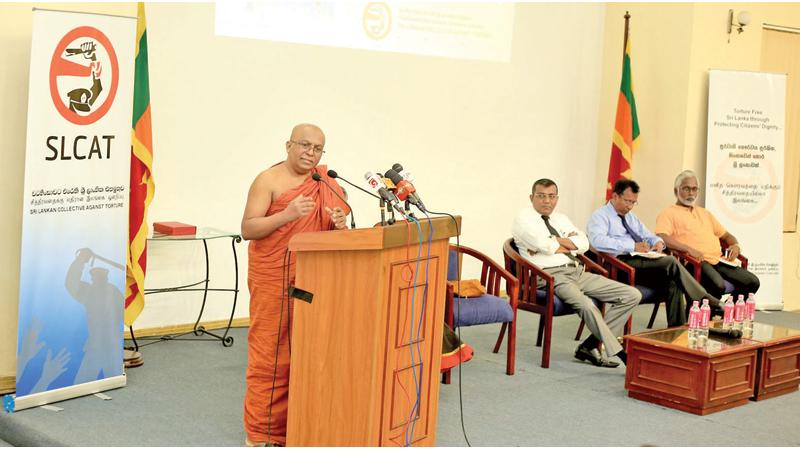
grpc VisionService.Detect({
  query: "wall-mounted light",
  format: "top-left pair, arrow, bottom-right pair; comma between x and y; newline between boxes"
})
727,9 -> 752,42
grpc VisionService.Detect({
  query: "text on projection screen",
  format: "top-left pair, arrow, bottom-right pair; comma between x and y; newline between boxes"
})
215,2 -> 515,63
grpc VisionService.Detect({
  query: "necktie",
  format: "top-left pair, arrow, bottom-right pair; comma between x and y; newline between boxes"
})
541,215 -> 579,263
618,214 -> 644,243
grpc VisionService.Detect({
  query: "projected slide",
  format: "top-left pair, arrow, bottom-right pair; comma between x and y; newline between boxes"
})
215,1 -> 515,62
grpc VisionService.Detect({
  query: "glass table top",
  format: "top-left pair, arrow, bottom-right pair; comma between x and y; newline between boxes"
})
628,327 -> 761,355
148,227 -> 240,241
708,320 -> 800,343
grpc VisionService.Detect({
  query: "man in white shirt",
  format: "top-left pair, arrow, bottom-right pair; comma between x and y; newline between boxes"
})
512,178 -> 641,368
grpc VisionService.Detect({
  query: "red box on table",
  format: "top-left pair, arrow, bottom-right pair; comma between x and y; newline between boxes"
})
153,221 -> 196,236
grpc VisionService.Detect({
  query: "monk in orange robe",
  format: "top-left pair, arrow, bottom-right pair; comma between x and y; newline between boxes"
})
241,124 -> 348,446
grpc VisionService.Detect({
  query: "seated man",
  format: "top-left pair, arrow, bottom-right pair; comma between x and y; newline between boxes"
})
655,170 -> 760,300
587,179 -> 719,327
512,178 -> 641,368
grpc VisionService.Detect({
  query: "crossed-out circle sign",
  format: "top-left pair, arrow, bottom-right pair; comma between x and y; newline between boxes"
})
49,26 -> 119,125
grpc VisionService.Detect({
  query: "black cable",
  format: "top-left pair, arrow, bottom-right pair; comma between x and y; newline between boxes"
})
424,210 -> 470,447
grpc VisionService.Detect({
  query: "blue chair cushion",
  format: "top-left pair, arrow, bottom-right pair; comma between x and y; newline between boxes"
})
447,249 -> 459,281
534,290 -> 573,316
636,284 -> 658,304
723,280 -> 735,294
452,294 -> 513,327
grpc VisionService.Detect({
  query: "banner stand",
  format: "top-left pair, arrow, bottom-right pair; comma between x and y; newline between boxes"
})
706,69 -> 786,310
4,375 -> 126,413
14,9 -> 136,410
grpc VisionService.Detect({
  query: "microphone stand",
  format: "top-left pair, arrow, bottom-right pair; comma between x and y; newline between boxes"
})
330,173 -> 381,201
312,173 -> 356,229
386,202 -> 396,225
379,198 -> 386,226
404,200 -> 415,219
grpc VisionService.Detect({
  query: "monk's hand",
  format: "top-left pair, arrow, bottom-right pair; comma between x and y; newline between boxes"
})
325,206 -> 347,230
286,195 -> 315,221
653,241 -> 665,253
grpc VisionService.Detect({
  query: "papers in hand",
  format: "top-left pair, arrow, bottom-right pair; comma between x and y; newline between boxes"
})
717,257 -> 742,267
629,251 -> 666,259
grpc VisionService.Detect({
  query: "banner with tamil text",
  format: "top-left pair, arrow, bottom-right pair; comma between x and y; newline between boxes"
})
6,9 -> 135,412
706,69 -> 785,309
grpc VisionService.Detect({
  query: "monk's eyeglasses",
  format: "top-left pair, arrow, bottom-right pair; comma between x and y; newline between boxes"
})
290,140 -> 325,155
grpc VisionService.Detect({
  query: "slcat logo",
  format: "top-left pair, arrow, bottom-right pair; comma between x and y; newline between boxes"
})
49,26 -> 119,125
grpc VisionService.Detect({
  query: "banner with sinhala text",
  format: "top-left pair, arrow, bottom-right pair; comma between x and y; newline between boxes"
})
5,9 -> 136,413
706,69 -> 785,309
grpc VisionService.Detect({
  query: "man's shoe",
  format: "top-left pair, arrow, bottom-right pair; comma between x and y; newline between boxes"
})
704,294 -> 722,309
574,346 -> 620,368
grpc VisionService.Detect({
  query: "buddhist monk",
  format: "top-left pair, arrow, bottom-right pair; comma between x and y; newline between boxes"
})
240,123 -> 348,446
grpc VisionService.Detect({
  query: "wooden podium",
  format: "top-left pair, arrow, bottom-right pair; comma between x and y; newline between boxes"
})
286,216 -> 460,446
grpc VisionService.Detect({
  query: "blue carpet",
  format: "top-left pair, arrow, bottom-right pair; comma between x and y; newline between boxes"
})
0,308 -> 798,446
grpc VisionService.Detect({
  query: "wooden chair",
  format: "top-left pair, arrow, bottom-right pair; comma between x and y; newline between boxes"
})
502,238 -> 608,369
443,244 -> 519,383
585,249 -> 669,333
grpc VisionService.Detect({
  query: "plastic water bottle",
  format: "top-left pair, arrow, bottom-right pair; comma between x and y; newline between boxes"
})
744,293 -> 756,333
688,300 -> 701,347
699,299 -> 711,345
722,295 -> 735,330
733,295 -> 745,331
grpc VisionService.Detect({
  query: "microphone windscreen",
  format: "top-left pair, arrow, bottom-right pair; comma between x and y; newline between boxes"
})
327,169 -> 338,178
384,169 -> 402,184
392,163 -> 403,172
311,173 -> 322,181
708,327 -> 743,338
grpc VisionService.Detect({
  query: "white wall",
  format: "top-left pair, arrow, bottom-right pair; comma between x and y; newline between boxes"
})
0,2 -> 606,373
133,2 -> 606,328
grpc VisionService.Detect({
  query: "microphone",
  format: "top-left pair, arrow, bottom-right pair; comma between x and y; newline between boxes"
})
708,327 -> 743,339
363,172 -> 402,211
311,172 -> 355,229
384,169 -> 425,211
327,170 -> 380,200
391,163 -> 414,182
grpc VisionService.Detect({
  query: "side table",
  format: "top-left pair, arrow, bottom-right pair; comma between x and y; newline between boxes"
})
128,227 -> 242,349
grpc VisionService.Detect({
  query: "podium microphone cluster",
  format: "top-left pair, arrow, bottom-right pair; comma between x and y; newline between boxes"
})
326,170 -> 381,200
312,172 -> 356,229
384,168 -> 425,212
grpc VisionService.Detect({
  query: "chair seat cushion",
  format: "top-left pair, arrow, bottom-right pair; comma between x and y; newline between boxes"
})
453,294 -> 513,327
636,284 -> 658,303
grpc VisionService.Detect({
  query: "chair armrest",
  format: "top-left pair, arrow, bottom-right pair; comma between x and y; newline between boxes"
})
578,254 -> 608,278
667,249 -> 702,281
512,253 -> 554,306
595,252 -> 636,286
451,244 -> 518,297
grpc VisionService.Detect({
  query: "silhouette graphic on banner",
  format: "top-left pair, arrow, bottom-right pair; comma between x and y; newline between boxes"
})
64,248 -> 124,383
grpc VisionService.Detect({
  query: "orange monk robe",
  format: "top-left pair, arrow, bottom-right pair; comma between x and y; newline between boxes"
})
244,165 -> 348,445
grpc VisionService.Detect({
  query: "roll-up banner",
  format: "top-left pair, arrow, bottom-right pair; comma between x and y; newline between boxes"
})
706,69 -> 786,310
3,9 -> 135,413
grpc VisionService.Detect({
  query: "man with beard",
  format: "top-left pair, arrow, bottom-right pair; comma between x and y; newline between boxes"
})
655,170 -> 760,301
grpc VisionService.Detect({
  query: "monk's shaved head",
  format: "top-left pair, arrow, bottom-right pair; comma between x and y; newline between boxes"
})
290,123 -> 324,141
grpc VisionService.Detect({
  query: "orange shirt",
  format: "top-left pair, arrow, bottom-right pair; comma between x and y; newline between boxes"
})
655,204 -> 727,264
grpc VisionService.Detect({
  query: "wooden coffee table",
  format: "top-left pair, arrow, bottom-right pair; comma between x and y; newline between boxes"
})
625,327 -> 762,415
741,321 -> 800,401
